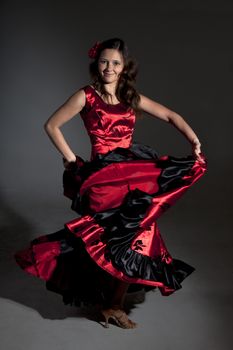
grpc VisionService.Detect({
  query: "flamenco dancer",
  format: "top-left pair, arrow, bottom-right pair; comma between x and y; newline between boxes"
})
15,37 -> 207,329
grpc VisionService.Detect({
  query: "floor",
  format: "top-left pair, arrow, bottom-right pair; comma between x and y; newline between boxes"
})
0,188 -> 232,350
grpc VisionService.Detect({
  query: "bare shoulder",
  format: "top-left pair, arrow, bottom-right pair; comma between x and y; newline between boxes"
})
64,87 -> 86,111
137,93 -> 171,122
44,87 -> 87,129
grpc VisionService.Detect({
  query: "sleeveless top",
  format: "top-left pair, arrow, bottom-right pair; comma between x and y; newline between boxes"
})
79,85 -> 136,161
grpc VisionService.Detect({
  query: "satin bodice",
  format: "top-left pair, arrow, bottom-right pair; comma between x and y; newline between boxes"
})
79,85 -> 136,160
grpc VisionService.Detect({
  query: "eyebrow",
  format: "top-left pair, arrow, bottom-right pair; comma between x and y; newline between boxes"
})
100,58 -> 122,63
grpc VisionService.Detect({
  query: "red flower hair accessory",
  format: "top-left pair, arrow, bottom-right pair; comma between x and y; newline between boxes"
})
88,41 -> 102,59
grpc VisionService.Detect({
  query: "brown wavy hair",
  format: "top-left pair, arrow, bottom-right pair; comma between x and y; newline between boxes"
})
88,37 -> 143,119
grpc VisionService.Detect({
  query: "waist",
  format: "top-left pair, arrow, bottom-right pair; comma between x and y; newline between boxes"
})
91,142 -> 132,161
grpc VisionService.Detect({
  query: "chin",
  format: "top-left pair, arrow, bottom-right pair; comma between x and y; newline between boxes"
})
102,76 -> 119,84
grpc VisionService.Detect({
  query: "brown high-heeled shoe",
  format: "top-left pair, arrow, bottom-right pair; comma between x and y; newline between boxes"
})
99,308 -> 138,329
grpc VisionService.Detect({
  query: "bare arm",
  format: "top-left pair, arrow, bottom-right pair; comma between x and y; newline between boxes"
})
138,93 -> 199,143
138,93 -> 203,160
44,88 -> 86,162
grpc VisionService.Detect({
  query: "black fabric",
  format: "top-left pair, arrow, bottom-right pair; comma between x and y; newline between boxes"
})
57,141 -> 197,304
44,228 -> 146,307
156,155 -> 195,194
91,188 -> 195,293
45,230 -> 115,306
63,141 -> 195,216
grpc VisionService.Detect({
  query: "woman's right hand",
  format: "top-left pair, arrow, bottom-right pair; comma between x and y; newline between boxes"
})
63,156 -> 77,170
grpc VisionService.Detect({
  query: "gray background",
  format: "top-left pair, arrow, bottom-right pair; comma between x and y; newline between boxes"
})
1,1 -> 232,349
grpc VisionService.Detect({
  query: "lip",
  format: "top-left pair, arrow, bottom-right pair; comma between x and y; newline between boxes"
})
104,73 -> 114,76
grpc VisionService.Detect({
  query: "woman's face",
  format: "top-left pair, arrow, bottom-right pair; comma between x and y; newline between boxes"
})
97,48 -> 124,84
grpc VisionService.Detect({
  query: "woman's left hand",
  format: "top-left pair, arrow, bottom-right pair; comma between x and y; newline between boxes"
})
191,139 -> 205,163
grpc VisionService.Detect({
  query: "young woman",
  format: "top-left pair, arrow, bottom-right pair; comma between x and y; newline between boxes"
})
15,37 -> 207,329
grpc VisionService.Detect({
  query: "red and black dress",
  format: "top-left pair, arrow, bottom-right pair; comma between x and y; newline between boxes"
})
14,85 -> 208,306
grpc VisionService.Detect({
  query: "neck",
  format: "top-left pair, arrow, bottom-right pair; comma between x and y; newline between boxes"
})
102,82 -> 118,96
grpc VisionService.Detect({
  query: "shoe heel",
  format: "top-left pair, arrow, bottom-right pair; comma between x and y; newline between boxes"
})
100,310 -> 110,328
104,317 -> 109,328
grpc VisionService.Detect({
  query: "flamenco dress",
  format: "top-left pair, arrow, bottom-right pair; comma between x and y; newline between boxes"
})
14,85 -> 208,307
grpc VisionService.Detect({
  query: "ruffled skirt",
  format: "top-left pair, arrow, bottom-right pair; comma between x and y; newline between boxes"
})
14,142 -> 207,306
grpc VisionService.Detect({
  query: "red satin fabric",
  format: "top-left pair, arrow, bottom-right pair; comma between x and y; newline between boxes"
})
79,160 -> 160,212
15,241 -> 61,280
14,84 -> 208,298
63,84 -> 207,293
65,153 -> 206,293
80,85 -> 135,160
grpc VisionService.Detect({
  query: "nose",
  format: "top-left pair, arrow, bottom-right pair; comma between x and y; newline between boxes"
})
105,62 -> 114,70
